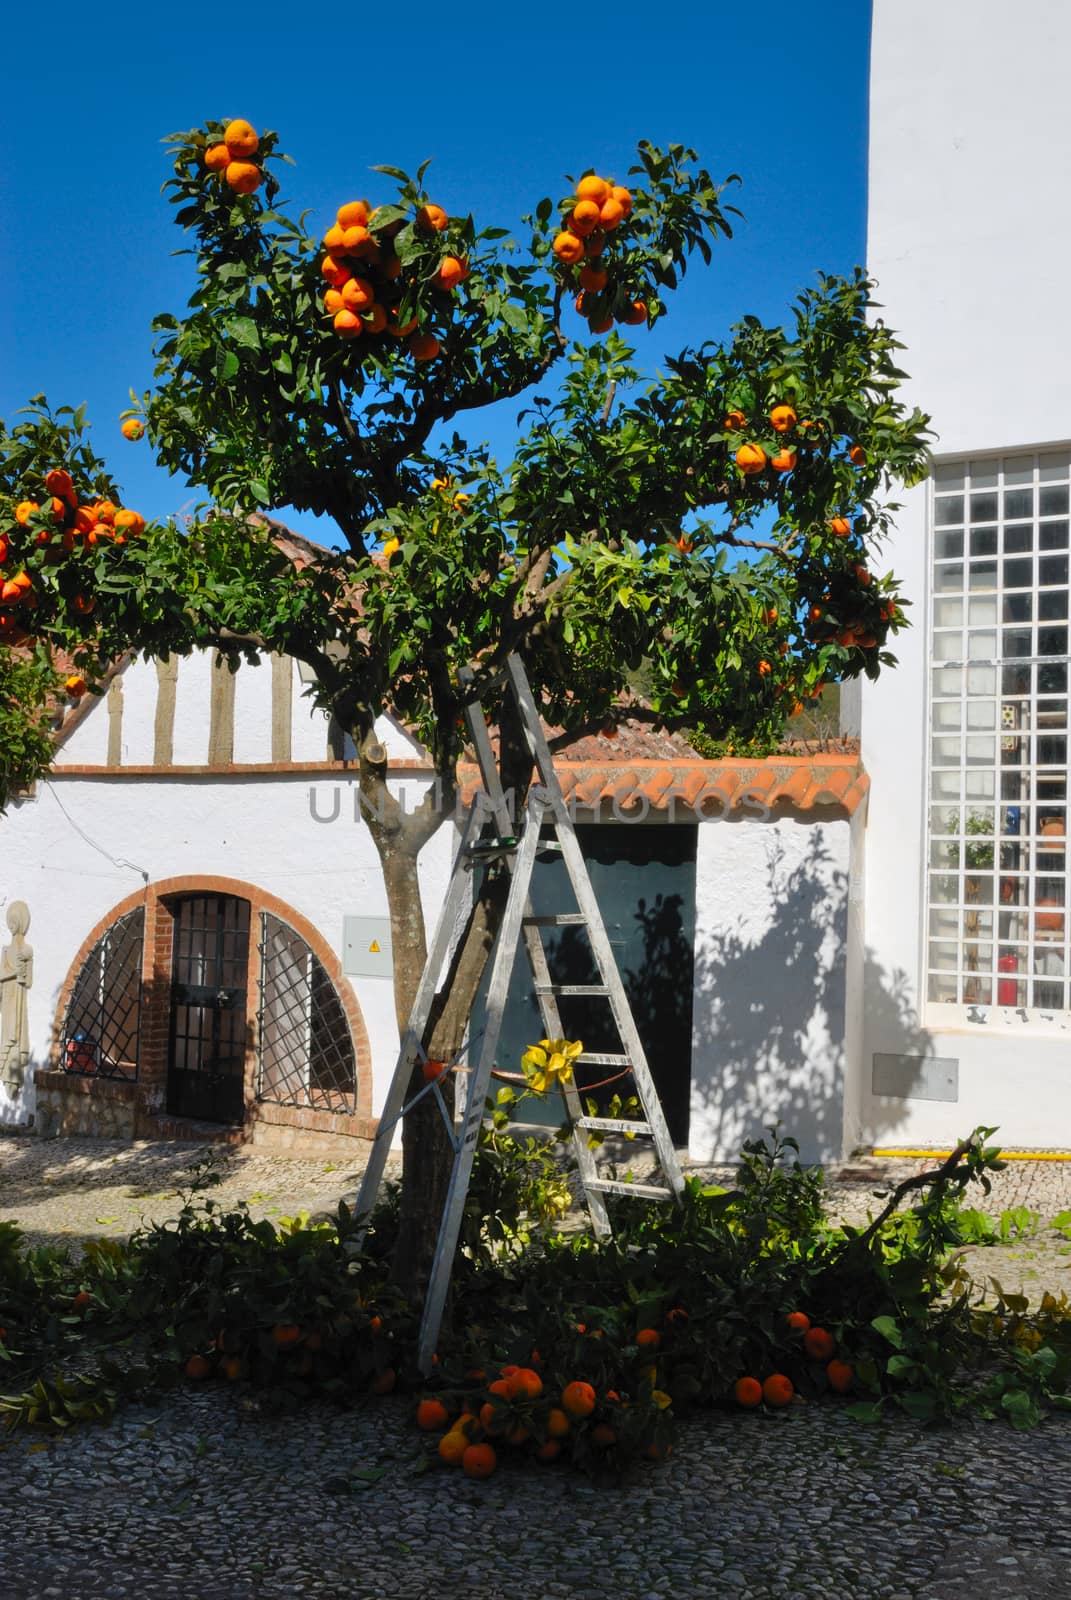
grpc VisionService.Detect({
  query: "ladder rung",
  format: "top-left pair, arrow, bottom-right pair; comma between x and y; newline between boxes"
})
576,1052 -> 632,1067
576,1117 -> 652,1135
586,1179 -> 672,1200
534,983 -> 610,997
522,913 -> 587,926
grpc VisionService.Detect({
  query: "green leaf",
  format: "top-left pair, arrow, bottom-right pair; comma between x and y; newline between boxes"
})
227,318 -> 260,351
871,1315 -> 903,1348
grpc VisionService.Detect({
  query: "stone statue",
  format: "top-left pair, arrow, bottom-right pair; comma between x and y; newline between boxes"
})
0,901 -> 33,1090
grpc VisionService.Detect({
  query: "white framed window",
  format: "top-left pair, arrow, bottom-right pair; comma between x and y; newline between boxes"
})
927,448 -> 1069,1017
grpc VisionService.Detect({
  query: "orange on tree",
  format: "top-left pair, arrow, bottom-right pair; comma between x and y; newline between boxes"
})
506,1366 -> 543,1399
786,1311 -> 811,1333
334,310 -> 362,339
433,256 -> 468,290
546,1407 -> 571,1438
416,203 -> 449,233
803,1326 -> 836,1362
204,143 -> 230,172
724,410 -> 747,431
272,1324 -> 301,1347
578,264 -> 608,293
829,516 -> 852,536
223,119 -> 259,158
479,1401 -> 509,1435
610,184 -> 633,216
422,1058 -> 448,1082
342,277 -> 375,312
225,162 -> 262,196
534,1439 -> 562,1462
770,449 -> 797,473
735,443 -> 767,474
598,196 -> 625,229
461,1442 -> 497,1479
769,404 -> 797,433
364,304 -> 388,334
337,200 -> 370,228
570,200 -> 602,237
636,1328 -> 661,1350
734,1376 -> 763,1408
576,174 -> 610,205
553,231 -> 585,266
762,1373 -> 794,1407
14,501 -> 38,525
409,331 -> 440,361
849,444 -> 867,466
121,418 -> 144,441
621,300 -> 648,326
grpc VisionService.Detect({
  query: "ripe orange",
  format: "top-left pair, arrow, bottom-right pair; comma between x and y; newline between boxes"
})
734,1376 -> 763,1407
114,510 -> 145,535
588,313 -> 614,334
272,1324 -> 301,1347
735,443 -> 767,474
462,1442 -> 497,1479
334,309 -> 363,338
829,517 -> 851,537
184,1353 -> 212,1380
409,331 -> 440,362
65,676 -> 88,699
371,1367 -> 396,1394
546,1407 -> 571,1438
368,1315 -> 383,1333
507,1367 -> 543,1400
578,264 -> 608,293
611,185 -> 633,217
786,1311 -> 811,1333
769,404 -> 797,433
762,1373 -> 794,1407
569,200 -> 602,238
121,418 -> 144,442
770,449 -> 797,473
576,174 -> 610,205
321,254 -> 352,288
422,1058 -> 448,1082
534,1439 -> 562,1462
341,224 -> 372,255
561,1380 -> 596,1418
416,1397 -> 450,1431
434,255 -> 468,290
854,565 -> 872,586
598,196 -> 625,230
636,1328 -> 661,1351
757,660 -> 772,676
848,444 -> 867,466
73,594 -> 96,615
337,200 -> 370,229
204,143 -> 230,173
621,300 -> 648,325
14,501 -> 39,525
724,411 -> 747,431
225,162 -> 262,196
553,231 -> 585,266
438,1430 -> 469,1465
223,119 -> 259,158
506,1423 -> 530,1446
416,204 -> 449,233
389,313 -> 419,338
324,289 -> 344,315
222,1356 -> 245,1381
323,223 -> 347,252
827,1359 -> 854,1393
342,277 -> 375,312
803,1327 -> 836,1362
666,1307 -> 688,1326
45,468 -> 75,501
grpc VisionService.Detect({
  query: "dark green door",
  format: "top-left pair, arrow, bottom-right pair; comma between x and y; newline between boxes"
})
477,824 -> 697,1144
167,894 -> 250,1124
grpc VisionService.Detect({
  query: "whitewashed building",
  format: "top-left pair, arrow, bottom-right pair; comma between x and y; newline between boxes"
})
857,0 -> 1071,1148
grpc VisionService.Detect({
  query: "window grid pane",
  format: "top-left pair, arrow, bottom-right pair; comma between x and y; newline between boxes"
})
929,452 -> 1069,1011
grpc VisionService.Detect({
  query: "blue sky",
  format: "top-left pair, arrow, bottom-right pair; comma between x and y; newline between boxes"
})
0,2 -> 872,541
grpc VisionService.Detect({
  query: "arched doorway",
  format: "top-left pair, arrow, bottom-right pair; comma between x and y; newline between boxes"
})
167,893 -> 251,1124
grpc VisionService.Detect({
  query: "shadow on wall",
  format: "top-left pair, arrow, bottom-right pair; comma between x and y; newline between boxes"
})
690,830 -> 933,1164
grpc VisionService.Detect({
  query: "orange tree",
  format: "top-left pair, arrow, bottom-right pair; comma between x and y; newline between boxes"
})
0,116 -> 929,1289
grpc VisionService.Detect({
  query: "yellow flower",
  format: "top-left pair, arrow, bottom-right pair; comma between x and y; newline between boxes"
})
381,537 -> 400,559
520,1036 -> 583,1093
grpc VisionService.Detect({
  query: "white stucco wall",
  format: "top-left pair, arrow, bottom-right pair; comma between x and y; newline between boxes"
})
689,814 -> 852,1165
861,0 -> 1071,1147
0,654 -> 450,1130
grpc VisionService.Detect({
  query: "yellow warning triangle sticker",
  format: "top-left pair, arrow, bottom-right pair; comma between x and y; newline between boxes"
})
368,940 -> 380,953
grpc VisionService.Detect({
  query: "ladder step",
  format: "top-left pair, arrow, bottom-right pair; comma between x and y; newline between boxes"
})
576,1116 -> 652,1135
576,1052 -> 632,1067
522,913 -> 587,927
534,983 -> 610,997
586,1178 -> 672,1200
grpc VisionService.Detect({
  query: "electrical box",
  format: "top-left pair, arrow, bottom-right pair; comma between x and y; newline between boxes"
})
342,916 -> 394,978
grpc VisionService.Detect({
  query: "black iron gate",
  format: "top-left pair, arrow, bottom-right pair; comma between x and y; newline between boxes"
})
167,894 -> 250,1124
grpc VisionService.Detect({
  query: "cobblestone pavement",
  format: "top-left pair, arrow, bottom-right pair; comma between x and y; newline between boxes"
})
3,1135 -> 1071,1599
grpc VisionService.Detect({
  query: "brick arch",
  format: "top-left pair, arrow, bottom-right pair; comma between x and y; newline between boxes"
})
49,875 -> 374,1140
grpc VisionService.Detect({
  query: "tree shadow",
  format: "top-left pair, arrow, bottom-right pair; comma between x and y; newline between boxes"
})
689,828 -> 934,1164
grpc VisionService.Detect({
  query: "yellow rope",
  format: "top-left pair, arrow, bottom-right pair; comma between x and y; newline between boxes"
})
870,1148 -> 1071,1162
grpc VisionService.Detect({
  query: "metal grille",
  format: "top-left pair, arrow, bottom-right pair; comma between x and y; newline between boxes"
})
167,894 -> 250,1124
927,449 -> 1069,1013
256,913 -> 357,1112
63,908 -> 145,1079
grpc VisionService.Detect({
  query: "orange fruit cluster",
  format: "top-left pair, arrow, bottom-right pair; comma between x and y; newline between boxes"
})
203,119 -> 264,195
551,173 -> 646,336
0,467 -> 146,646
732,1312 -> 855,1409
321,197 -> 466,363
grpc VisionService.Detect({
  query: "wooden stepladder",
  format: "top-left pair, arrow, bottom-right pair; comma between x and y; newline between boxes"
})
353,653 -> 684,1371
